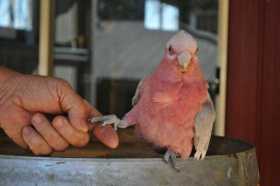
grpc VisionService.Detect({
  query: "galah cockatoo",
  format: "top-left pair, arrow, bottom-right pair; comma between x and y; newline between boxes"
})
90,31 -> 215,165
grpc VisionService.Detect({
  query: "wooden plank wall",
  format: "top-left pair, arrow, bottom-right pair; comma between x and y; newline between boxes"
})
226,0 -> 280,185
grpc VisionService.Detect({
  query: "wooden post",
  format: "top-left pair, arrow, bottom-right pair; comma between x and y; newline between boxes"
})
90,0 -> 98,104
214,0 -> 229,136
38,0 -> 54,76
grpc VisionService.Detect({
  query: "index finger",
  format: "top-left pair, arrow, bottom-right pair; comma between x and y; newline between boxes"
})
58,82 -> 90,132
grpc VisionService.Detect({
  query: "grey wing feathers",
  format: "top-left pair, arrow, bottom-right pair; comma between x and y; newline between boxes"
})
194,93 -> 216,159
131,79 -> 143,106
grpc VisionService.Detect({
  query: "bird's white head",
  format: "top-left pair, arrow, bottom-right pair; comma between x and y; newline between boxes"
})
165,30 -> 198,71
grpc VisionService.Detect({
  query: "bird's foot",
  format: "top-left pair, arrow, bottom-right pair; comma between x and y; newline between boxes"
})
89,114 -> 128,131
163,149 -> 180,172
194,149 -> 207,160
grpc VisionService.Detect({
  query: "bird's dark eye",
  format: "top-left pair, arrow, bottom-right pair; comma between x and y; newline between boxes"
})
168,45 -> 175,55
168,46 -> 172,52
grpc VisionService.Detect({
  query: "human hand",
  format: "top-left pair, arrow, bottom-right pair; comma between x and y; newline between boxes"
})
0,68 -> 118,155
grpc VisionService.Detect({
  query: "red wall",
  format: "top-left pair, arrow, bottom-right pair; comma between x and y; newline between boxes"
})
226,0 -> 280,185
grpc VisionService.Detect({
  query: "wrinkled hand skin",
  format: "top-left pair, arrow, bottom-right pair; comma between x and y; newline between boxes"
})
0,67 -> 118,155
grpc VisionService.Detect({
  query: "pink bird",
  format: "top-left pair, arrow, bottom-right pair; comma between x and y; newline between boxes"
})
90,31 -> 215,165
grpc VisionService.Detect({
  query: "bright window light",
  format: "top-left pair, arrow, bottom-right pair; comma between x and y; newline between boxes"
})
144,0 -> 179,31
162,3 -> 179,31
0,0 -> 32,30
144,0 -> 160,30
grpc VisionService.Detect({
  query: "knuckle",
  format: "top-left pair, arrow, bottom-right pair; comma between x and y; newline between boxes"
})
46,134 -> 69,152
33,113 -> 43,120
72,133 -> 89,147
52,116 -> 65,129
32,143 -> 51,155
29,140 -> 52,155
23,127 -> 52,155
53,142 -> 69,152
33,146 -> 52,155
55,78 -> 72,89
32,113 -> 45,125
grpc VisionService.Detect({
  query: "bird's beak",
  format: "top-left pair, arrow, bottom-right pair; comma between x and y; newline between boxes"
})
178,51 -> 192,70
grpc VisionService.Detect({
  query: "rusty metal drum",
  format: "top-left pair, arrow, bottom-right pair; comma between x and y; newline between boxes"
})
0,129 -> 259,186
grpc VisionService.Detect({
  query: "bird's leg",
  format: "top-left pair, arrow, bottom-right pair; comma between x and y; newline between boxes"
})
163,149 -> 180,171
89,114 -> 130,130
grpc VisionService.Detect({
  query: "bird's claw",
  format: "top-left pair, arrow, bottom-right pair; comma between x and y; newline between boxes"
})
194,149 -> 207,160
163,149 -> 180,172
89,114 -> 121,131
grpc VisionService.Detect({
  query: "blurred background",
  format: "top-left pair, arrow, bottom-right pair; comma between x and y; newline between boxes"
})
0,0 -> 219,118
